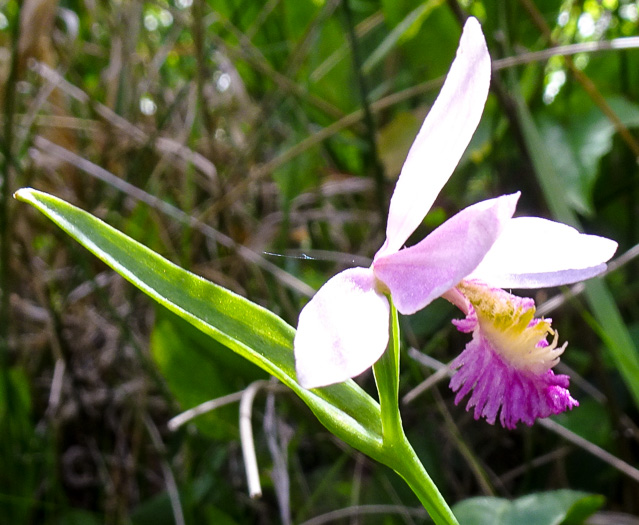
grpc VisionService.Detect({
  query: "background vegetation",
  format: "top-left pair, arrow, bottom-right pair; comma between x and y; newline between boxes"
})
1,0 -> 639,523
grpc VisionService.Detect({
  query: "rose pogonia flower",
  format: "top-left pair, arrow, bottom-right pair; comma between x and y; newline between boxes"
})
293,17 -> 617,428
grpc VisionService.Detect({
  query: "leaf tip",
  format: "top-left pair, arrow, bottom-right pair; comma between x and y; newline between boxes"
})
13,187 -> 35,203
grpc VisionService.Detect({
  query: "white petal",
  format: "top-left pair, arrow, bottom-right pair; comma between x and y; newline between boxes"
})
470,217 -> 618,288
294,267 -> 390,388
378,17 -> 491,257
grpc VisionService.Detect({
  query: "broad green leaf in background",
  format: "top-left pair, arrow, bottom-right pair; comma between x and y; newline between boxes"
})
378,1 -> 459,80
363,0 -> 445,74
150,308 -> 267,440
537,97 -> 639,215
553,398 -> 612,449
377,103 -> 496,184
512,92 -> 639,410
452,490 -> 604,525
14,188 -> 385,461
377,110 -> 426,178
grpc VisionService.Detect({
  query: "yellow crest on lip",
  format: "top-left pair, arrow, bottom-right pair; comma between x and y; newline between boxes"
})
458,281 -> 567,374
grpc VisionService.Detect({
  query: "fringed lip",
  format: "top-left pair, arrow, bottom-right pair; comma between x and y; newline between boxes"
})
449,281 -> 578,428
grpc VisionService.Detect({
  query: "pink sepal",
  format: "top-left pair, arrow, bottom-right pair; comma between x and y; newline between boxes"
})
294,267 -> 390,388
373,194 -> 519,315
470,217 -> 618,288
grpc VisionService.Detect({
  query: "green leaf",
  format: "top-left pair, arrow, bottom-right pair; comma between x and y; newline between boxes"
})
537,97 -> 639,215
130,490 -> 180,525
561,493 -> 606,525
363,0 -> 445,74
512,92 -> 639,410
453,490 -> 604,525
150,308 -> 267,439
505,491 -> 604,525
453,497 -> 509,525
378,2 -> 458,78
377,110 -> 425,178
14,188 -> 384,460
553,399 -> 612,449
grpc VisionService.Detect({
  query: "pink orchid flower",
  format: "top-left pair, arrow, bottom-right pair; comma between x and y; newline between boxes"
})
294,18 -> 617,428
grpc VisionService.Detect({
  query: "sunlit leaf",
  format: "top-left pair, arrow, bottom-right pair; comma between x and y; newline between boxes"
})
14,188 -> 385,459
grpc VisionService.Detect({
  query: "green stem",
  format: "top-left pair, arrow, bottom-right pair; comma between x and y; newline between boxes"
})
373,300 -> 459,525
392,436 -> 459,525
373,301 -> 402,442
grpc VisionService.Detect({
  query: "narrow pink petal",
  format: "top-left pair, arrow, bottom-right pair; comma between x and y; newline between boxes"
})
378,17 -> 491,257
294,267 -> 390,389
469,217 -> 618,288
373,193 -> 519,315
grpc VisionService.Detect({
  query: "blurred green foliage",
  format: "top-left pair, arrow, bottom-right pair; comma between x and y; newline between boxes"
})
452,490 -> 605,525
2,0 -> 639,523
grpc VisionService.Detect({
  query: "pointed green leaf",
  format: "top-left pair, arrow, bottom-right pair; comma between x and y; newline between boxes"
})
14,188 -> 384,458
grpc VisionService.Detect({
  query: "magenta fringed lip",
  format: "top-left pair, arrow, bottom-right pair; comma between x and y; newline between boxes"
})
449,282 -> 578,428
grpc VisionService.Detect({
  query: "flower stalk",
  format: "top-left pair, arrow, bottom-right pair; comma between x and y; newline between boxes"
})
374,300 -> 459,525
373,301 -> 401,444
390,436 -> 459,525
292,15 -> 618,524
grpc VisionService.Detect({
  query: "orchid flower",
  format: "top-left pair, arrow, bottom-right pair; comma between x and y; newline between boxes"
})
294,18 -> 617,429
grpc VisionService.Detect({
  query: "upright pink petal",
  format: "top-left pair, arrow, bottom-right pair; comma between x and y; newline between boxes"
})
294,267 -> 390,389
378,17 -> 491,258
469,217 -> 618,288
373,193 -> 519,315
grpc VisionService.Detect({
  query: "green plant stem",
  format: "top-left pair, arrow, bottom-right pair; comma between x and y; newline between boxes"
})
392,436 -> 459,525
373,300 -> 459,525
373,301 -> 402,443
